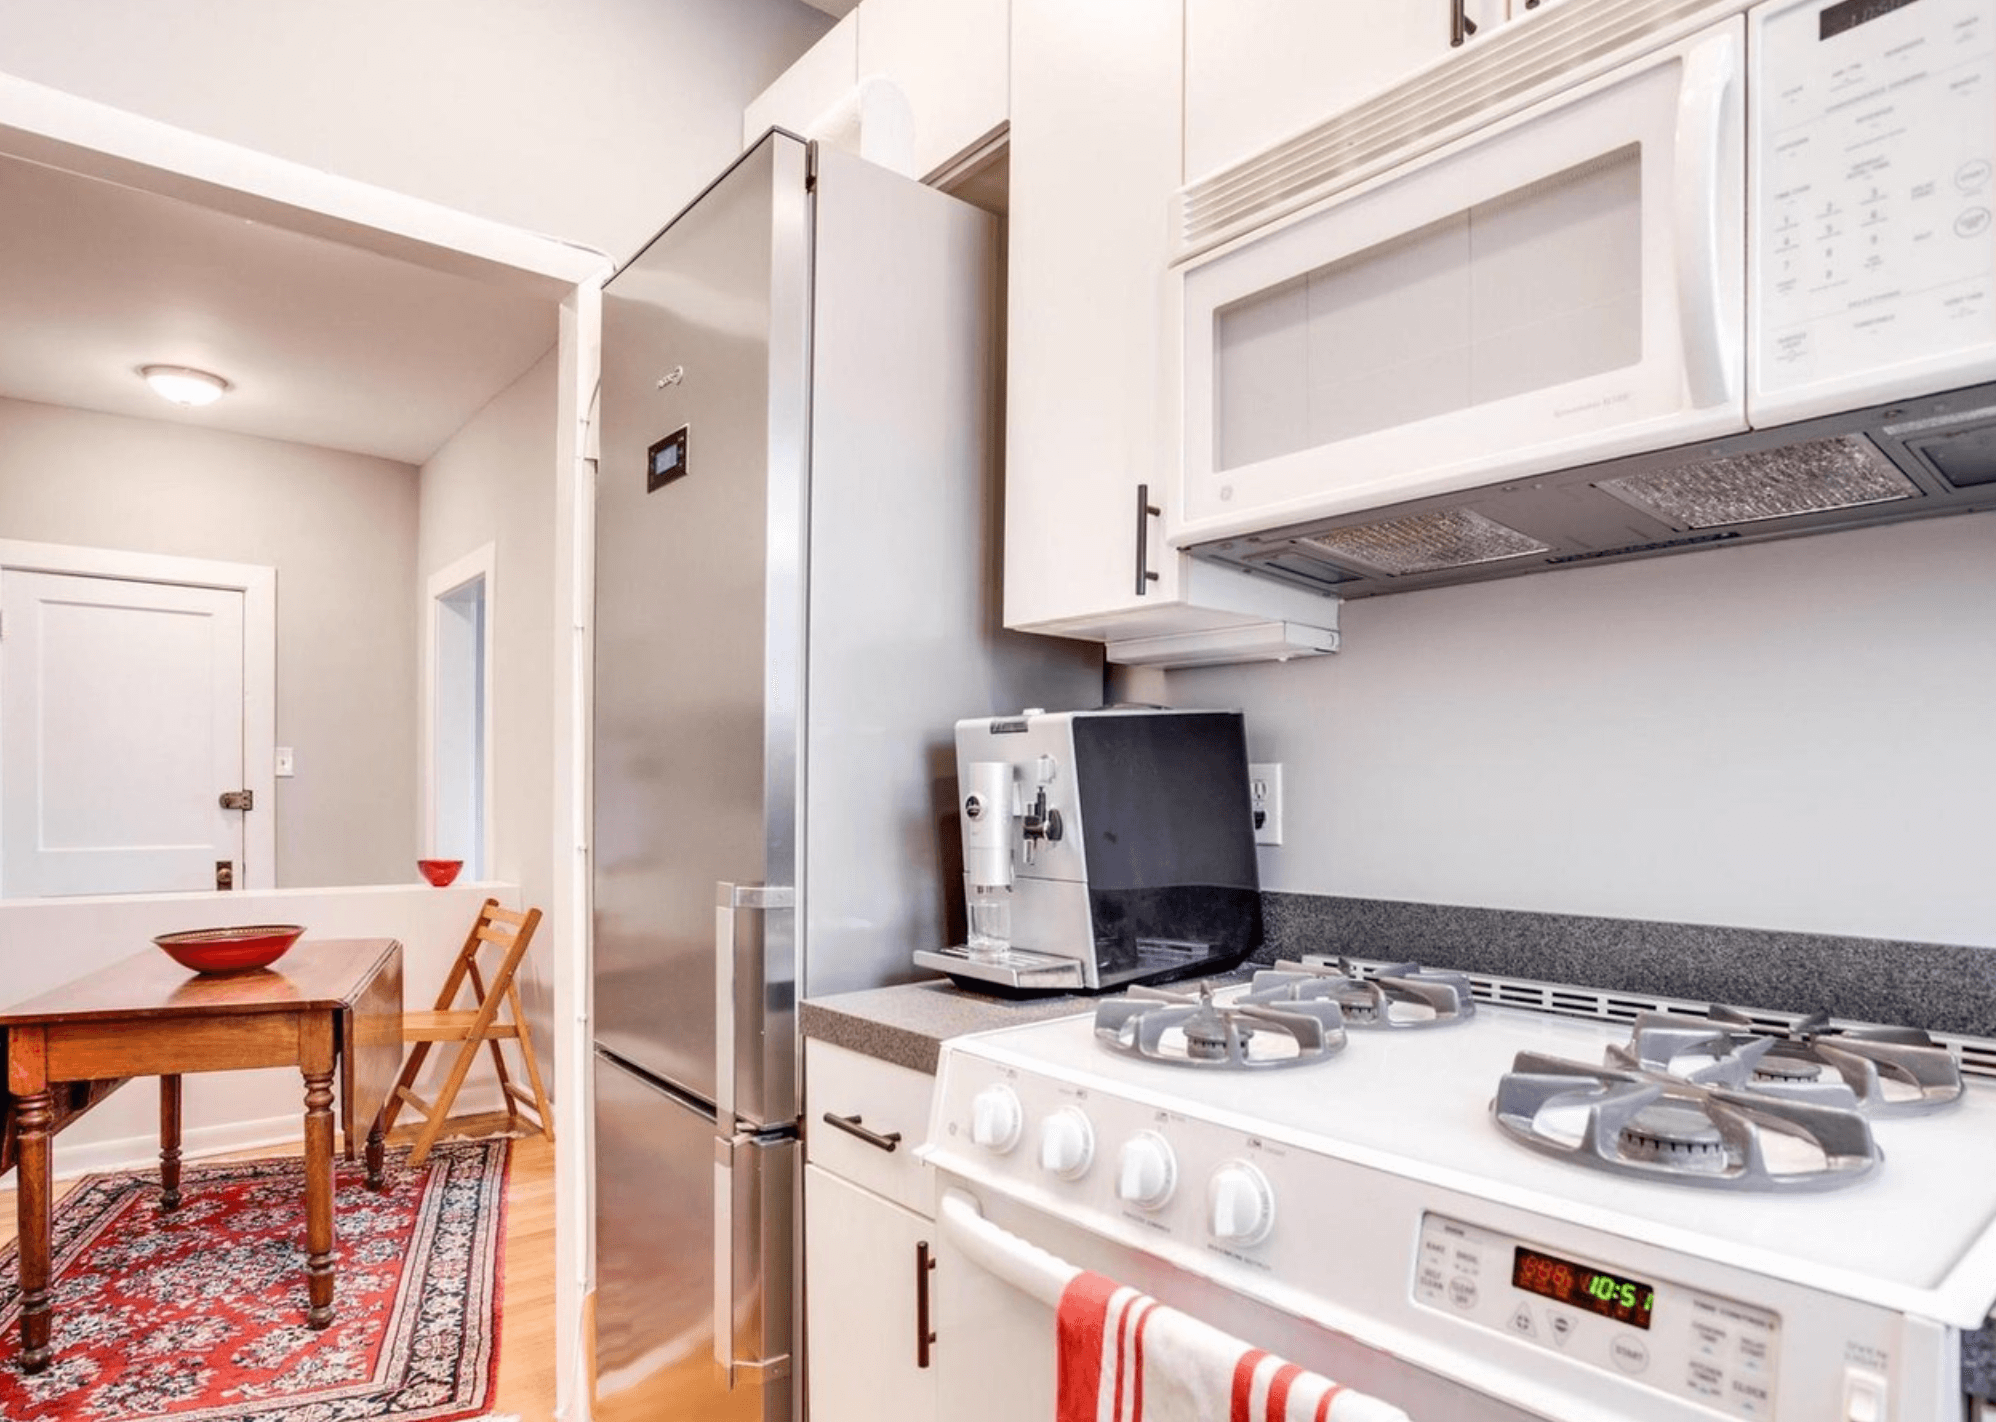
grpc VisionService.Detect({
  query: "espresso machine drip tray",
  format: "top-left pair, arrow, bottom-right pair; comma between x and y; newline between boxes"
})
913,943 -> 1086,993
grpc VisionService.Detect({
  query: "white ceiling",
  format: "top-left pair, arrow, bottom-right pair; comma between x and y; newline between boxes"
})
0,152 -> 564,466
801,0 -> 860,14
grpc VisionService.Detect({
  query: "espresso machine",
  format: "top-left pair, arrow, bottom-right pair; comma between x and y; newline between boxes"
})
913,707 -> 1263,994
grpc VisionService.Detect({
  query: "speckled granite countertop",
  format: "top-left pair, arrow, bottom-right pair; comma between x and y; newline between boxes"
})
799,979 -> 1097,1074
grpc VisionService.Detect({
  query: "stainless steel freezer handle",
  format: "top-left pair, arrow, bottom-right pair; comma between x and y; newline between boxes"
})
714,881 -> 795,1131
713,1133 -> 794,1387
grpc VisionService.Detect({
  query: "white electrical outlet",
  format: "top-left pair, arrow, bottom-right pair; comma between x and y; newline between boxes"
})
1249,762 -> 1283,845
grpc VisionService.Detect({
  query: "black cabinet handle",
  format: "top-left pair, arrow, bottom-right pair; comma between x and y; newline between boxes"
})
916,1240 -> 937,1368
1134,483 -> 1162,596
1451,0 -> 1479,45
822,1111 -> 901,1152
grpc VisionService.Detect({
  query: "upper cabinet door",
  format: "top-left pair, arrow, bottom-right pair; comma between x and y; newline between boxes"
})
857,0 -> 1009,180
1185,0 -> 1513,183
1005,0 -> 1187,632
744,0 -> 1007,183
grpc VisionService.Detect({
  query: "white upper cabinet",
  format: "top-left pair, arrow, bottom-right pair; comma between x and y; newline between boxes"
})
1005,0 -> 1339,663
744,11 -> 859,147
1185,0 -> 1515,182
857,0 -> 1009,179
744,0 -> 1008,182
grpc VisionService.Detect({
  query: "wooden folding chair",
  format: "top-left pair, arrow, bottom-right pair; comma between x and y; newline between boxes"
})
378,898 -> 554,1168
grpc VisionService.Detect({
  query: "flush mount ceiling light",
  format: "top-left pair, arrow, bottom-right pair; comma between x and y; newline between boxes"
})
139,364 -> 232,407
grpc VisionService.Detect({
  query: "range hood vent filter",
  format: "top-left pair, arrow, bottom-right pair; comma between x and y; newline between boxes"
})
1595,435 -> 1918,529
1299,508 -> 1550,576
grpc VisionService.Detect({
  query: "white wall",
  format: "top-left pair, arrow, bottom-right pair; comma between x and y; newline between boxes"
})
0,882 -> 521,1175
1167,512 -> 1996,948
0,0 -> 835,262
0,396 -> 420,888
417,349 -> 561,1057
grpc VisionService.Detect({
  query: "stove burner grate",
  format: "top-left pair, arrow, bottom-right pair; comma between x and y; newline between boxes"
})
1095,982 -> 1347,1069
1619,1007 -> 1962,1114
1492,1050 -> 1882,1191
1251,958 -> 1476,1028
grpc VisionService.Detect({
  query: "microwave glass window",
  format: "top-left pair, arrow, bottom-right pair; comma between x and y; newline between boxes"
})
1213,145 -> 1644,473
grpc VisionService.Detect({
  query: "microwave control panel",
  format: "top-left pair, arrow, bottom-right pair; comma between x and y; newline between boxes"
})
1414,1214 -> 1782,1418
1753,0 -> 1995,402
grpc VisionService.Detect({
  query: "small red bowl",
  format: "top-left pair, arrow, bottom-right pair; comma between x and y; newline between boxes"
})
154,924 -> 305,975
417,858 -> 464,887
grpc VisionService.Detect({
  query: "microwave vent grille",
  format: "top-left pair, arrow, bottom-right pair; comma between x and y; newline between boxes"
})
1594,435 -> 1919,529
1175,0 -> 1742,262
1299,508 -> 1550,576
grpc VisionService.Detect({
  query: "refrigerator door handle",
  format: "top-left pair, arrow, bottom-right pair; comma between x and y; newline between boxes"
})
713,1133 -> 794,1387
714,881 -> 794,1132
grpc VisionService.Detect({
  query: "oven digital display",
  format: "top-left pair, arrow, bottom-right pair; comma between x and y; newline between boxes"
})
1512,1247 -> 1655,1330
1818,0 -> 1919,41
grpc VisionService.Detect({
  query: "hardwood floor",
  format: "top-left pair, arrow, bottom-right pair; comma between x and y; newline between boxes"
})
0,1111 -> 559,1422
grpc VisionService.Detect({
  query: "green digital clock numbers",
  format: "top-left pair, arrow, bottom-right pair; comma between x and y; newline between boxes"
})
1513,1246 -> 1656,1330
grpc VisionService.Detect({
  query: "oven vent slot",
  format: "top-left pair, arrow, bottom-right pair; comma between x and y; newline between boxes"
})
1343,958 -> 1996,1067
1943,1039 -> 1996,1083
1174,0 -> 1746,261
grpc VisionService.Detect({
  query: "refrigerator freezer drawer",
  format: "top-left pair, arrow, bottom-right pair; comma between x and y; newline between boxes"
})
592,1049 -> 794,1422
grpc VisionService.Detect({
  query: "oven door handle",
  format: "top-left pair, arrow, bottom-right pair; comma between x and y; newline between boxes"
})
938,1189 -> 1081,1310
939,1190 -> 1415,1422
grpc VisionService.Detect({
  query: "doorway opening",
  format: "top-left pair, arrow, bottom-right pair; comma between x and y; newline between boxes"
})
428,545 -> 493,880
0,540 -> 276,897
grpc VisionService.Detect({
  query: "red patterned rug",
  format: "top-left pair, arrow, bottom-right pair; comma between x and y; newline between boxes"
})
0,1138 -> 509,1421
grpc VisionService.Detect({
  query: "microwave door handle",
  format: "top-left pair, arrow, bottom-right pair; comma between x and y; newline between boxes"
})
1673,27 -> 1742,410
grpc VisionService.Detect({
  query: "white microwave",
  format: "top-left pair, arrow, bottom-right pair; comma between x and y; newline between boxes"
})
1172,0 -> 1996,562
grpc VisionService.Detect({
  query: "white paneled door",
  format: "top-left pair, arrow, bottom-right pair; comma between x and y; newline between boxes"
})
1,568 -> 249,896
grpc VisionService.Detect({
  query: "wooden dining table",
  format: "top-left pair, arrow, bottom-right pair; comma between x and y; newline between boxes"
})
1,937 -> 403,1374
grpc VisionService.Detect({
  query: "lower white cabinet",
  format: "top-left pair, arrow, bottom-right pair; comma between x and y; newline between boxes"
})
804,1038 -> 939,1422
804,1165 -> 939,1422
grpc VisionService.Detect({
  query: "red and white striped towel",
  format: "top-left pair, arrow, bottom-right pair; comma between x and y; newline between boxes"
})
1057,1271 -> 1411,1422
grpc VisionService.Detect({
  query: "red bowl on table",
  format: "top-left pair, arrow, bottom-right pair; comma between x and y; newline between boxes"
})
417,858 -> 464,887
153,924 -> 305,975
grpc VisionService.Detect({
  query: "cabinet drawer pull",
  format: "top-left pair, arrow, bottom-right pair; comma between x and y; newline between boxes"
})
1134,483 -> 1162,596
916,1239 -> 937,1369
1450,0 -> 1479,46
822,1111 -> 902,1153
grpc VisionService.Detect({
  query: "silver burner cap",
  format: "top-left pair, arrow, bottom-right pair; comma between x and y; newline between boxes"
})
1619,1103 -> 1729,1172
1094,983 -> 1346,1069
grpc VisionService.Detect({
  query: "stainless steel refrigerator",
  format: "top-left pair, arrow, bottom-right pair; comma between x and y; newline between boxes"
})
590,131 -> 1100,1421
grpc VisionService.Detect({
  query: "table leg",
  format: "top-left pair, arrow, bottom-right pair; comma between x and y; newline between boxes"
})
365,1118 -> 386,1192
14,1086 -> 54,1374
302,1026 -> 337,1329
159,1074 -> 184,1210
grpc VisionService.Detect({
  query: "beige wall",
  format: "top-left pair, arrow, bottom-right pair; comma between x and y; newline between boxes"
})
1166,511 -> 1996,948
0,0 -> 835,262
0,395 -> 420,888
417,349 -> 559,918
417,347 -> 562,1064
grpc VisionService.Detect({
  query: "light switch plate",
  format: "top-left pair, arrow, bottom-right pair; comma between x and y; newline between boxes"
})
1249,762 -> 1282,845
275,746 -> 295,778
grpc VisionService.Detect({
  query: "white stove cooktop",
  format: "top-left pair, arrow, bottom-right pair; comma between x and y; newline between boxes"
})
944,997 -> 1996,1325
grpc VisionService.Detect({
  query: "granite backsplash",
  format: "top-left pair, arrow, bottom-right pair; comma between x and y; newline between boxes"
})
1253,892 -> 1996,1039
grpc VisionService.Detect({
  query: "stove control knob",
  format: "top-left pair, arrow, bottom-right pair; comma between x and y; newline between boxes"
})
1116,1132 -> 1177,1209
970,1084 -> 1024,1154
1208,1161 -> 1275,1246
1038,1107 -> 1095,1179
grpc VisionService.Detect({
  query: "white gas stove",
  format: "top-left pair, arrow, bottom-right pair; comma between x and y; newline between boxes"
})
921,963 -> 1996,1422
